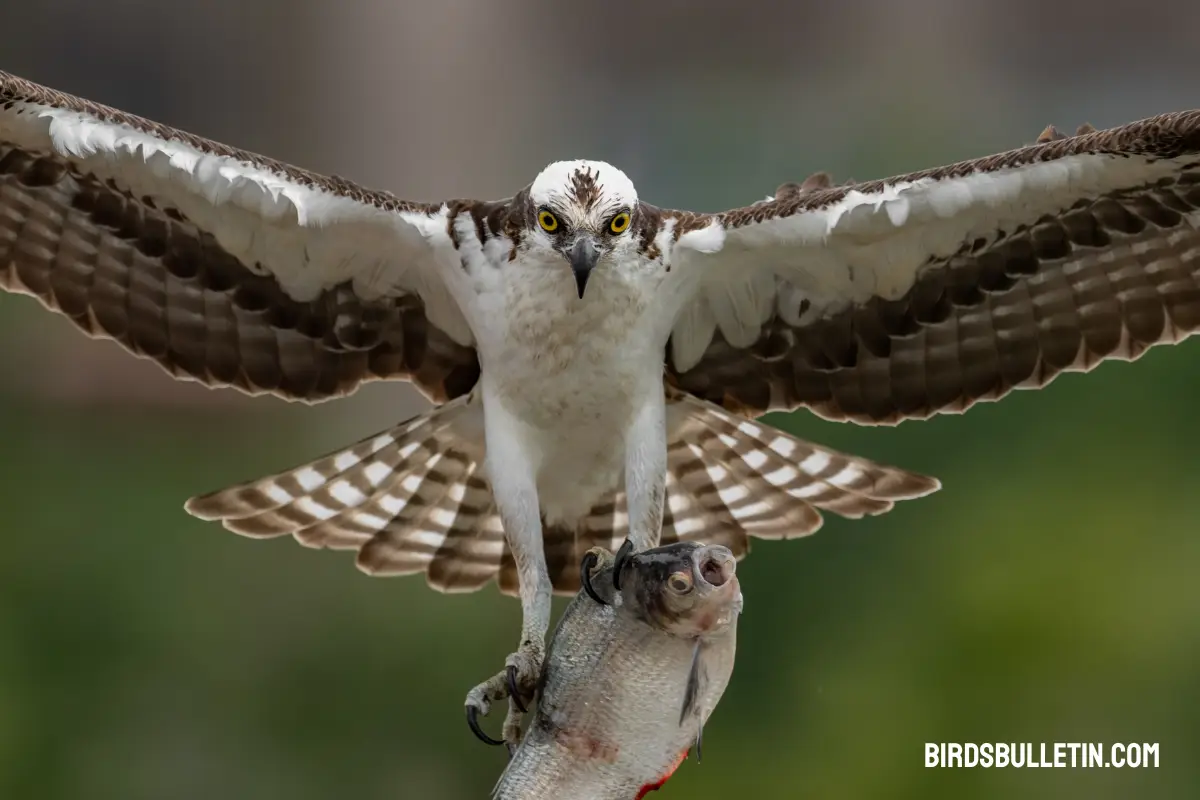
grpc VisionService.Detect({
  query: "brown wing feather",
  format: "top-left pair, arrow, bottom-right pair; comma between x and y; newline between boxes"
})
0,71 -> 418,209
665,115 -> 1200,424
716,111 -> 1200,229
0,70 -> 483,404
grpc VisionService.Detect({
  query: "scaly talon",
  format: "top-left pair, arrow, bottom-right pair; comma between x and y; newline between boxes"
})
466,705 -> 505,747
464,642 -> 542,748
613,538 -> 634,590
580,550 -> 609,605
503,642 -> 543,713
506,664 -> 527,714
464,669 -> 512,748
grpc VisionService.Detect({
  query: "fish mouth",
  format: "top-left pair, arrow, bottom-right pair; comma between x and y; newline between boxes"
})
694,545 -> 736,589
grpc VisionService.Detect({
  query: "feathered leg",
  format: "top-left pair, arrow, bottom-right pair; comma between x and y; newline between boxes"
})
464,388 -> 551,746
614,392 -> 668,587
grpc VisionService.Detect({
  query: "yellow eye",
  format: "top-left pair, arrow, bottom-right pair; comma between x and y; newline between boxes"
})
609,211 -> 631,234
667,571 -> 693,594
538,210 -> 559,232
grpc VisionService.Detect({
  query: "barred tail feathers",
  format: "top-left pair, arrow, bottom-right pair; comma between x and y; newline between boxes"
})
659,394 -> 941,550
184,394 -> 510,593
183,392 -> 940,598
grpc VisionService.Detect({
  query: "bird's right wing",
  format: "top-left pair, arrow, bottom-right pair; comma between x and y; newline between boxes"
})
0,69 -> 496,404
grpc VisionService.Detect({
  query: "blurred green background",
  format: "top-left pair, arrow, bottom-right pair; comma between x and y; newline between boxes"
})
1,1 -> 1198,798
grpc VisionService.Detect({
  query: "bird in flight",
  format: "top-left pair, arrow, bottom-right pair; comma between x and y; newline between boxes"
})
2,69 -> 1199,740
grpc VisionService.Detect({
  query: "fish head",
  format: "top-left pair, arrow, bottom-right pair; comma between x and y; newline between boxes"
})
617,541 -> 742,638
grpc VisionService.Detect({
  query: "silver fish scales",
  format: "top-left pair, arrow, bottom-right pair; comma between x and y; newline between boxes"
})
491,540 -> 742,799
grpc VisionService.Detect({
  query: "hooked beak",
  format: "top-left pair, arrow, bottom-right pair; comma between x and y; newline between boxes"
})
569,236 -> 601,299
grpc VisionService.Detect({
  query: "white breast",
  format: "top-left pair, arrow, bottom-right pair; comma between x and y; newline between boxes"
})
479,253 -> 660,424
472,250 -> 665,522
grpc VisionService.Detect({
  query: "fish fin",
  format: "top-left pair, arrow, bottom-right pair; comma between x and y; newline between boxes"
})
696,723 -> 703,763
680,639 -> 706,725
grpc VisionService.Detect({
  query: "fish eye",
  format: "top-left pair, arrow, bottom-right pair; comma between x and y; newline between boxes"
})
538,209 -> 559,232
608,211 -> 631,234
667,571 -> 693,594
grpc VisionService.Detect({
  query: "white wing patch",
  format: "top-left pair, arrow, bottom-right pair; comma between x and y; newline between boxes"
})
666,152 -> 1191,371
676,219 -> 725,254
819,179 -> 930,235
0,100 -> 475,345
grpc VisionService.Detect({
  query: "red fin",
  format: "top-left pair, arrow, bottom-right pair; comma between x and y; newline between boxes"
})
635,748 -> 690,798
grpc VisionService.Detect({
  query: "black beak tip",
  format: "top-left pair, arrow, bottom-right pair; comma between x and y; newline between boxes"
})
568,238 -> 599,299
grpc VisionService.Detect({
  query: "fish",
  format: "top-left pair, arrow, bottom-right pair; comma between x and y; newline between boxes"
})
489,540 -> 743,800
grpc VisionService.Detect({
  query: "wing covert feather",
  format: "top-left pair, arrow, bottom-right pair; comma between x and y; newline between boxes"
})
0,70 -> 489,403
661,113 -> 1200,423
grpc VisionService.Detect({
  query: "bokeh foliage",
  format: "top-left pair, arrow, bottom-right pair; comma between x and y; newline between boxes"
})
2,311 -> 1196,799
2,2 -> 1199,794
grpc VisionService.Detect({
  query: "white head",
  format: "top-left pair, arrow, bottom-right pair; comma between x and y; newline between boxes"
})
522,159 -> 643,298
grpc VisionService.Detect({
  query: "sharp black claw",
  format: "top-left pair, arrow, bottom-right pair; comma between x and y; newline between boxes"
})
613,538 -> 634,591
466,705 -> 505,747
506,665 -> 528,714
580,551 -> 609,605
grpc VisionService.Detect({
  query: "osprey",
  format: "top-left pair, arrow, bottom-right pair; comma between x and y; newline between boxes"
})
3,69 -> 1200,742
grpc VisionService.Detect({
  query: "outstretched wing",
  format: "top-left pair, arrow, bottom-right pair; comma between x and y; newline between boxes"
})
0,70 -> 488,404
659,115 -> 1200,424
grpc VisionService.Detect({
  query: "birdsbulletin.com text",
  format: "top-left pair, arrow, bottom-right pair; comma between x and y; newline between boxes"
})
925,742 -> 1159,769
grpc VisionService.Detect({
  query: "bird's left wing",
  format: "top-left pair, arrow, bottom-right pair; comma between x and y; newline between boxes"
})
659,114 -> 1200,424
0,70 -> 489,404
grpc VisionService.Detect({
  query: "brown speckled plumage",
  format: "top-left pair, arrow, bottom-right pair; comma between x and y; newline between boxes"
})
714,113 -> 1200,230
660,116 -> 1200,424
5,66 -> 1200,600
0,70 -> 484,404
0,72 -> 429,210
566,165 -> 605,211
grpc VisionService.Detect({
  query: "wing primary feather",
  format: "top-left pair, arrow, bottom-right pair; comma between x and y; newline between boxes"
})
661,111 -> 1200,425
0,69 -> 483,405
